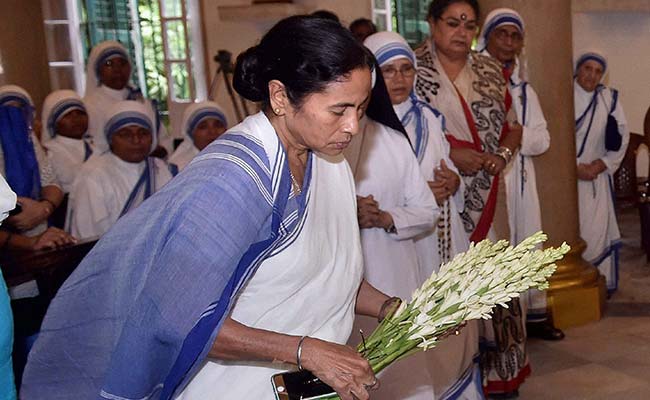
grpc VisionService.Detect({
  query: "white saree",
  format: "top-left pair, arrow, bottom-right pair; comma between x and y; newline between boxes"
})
344,117 -> 438,400
503,60 -> 551,321
67,153 -> 172,239
575,82 -> 629,291
176,121 -> 363,399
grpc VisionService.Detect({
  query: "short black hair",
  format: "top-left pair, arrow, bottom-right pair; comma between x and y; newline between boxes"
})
427,0 -> 480,21
310,10 -> 341,24
233,15 -> 373,109
349,18 -> 377,33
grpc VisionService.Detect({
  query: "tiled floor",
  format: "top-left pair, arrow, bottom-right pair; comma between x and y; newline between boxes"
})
519,208 -> 650,399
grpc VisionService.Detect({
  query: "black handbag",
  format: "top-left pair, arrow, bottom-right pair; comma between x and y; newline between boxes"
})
604,89 -> 622,152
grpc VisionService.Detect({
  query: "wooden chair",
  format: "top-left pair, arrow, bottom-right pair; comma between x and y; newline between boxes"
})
1,238 -> 97,298
2,239 -> 97,386
613,133 -> 645,209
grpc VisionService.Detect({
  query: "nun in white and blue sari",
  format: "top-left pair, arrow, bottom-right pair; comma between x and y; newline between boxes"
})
574,50 -> 629,292
41,90 -> 94,194
0,85 -> 61,238
344,53 -> 438,400
365,31 -> 482,400
168,101 -> 228,171
83,41 -> 173,155
22,15 -> 382,400
67,100 -> 172,239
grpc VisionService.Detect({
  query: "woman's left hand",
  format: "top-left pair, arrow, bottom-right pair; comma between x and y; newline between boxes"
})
483,153 -> 506,176
6,197 -> 52,231
357,195 -> 381,229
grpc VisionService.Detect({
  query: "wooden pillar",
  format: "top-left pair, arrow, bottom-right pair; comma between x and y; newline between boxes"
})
478,0 -> 606,328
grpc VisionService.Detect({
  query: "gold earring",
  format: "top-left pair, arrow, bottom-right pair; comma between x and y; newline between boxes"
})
274,108 -> 281,115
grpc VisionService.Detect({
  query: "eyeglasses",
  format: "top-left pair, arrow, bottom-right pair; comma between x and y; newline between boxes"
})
438,17 -> 478,32
381,64 -> 416,79
493,28 -> 523,42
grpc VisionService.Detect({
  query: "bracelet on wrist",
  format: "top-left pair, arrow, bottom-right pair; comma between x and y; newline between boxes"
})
495,146 -> 513,164
378,297 -> 401,322
40,198 -> 57,215
384,222 -> 396,234
296,335 -> 308,371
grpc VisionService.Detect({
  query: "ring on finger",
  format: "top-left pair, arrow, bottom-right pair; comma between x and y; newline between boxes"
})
364,378 -> 379,390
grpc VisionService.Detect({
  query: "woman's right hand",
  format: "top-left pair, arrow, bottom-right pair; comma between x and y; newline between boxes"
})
300,337 -> 378,400
577,163 -> 597,181
449,148 -> 485,175
6,197 -> 51,231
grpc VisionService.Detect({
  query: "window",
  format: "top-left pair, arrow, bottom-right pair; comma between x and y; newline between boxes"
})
42,0 -> 206,119
393,0 -> 430,47
41,0 -> 86,93
371,0 -> 395,32
372,0 -> 431,48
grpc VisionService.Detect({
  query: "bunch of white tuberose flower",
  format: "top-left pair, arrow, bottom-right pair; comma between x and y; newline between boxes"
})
357,231 -> 570,375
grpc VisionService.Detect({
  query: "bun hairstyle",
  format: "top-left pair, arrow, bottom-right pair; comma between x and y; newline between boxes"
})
428,0 -> 480,21
233,15 -> 374,109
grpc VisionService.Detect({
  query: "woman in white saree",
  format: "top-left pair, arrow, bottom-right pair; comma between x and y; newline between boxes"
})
574,50 -> 629,292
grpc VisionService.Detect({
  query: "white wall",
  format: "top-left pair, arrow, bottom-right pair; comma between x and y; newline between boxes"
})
572,11 -> 650,134
200,0 -> 371,126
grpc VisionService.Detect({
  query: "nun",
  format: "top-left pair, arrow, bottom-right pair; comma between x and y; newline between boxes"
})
41,90 -> 94,194
574,50 -> 629,292
477,8 -> 565,341
0,85 -> 64,237
365,31 -> 484,400
168,101 -> 228,171
343,55 -> 438,399
67,100 -> 173,239
83,41 -> 173,155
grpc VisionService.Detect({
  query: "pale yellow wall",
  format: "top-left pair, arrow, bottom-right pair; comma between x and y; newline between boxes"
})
0,0 -> 51,111
200,0 -> 371,125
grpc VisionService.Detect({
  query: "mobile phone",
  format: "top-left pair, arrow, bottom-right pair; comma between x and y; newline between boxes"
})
8,203 -> 22,217
271,370 -> 337,400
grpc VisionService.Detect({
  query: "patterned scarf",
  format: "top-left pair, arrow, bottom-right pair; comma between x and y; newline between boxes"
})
415,40 -> 510,241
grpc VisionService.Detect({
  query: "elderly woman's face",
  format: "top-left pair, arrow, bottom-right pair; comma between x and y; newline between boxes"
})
576,60 -> 604,93
284,67 -> 372,156
429,2 -> 478,60
381,58 -> 416,105
487,25 -> 523,64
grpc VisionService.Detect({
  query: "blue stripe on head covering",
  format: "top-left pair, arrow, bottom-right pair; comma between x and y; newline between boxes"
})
105,112 -> 153,144
0,93 -> 31,108
187,109 -> 228,139
47,99 -> 86,138
375,42 -> 415,67
575,52 -> 607,75
95,47 -> 130,85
